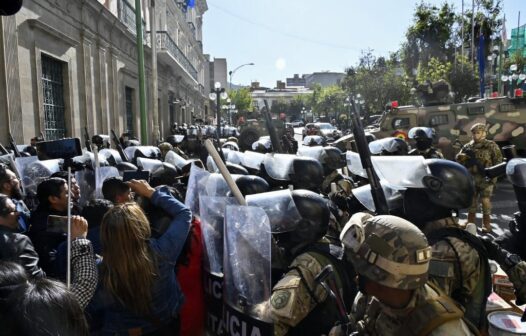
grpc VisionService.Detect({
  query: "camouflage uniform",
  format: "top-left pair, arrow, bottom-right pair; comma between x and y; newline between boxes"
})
321,170 -> 354,197
408,147 -> 444,159
340,213 -> 475,336
422,218 -> 484,327
456,134 -> 503,215
271,240 -> 354,336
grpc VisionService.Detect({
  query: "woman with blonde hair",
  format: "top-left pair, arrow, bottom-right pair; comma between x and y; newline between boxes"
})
87,180 -> 191,335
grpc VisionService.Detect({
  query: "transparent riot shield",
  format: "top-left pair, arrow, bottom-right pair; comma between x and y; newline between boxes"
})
206,155 -> 219,173
262,153 -> 296,181
507,158 -> 526,187
297,146 -> 325,162
16,157 -> 60,196
185,163 -> 210,214
199,196 -> 239,335
94,166 -> 120,199
223,205 -> 273,335
352,184 -> 403,213
136,157 -> 163,172
165,150 -> 188,170
346,151 -> 429,190
225,150 -> 244,165
246,189 -> 301,233
75,169 -> 95,208
98,149 -> 123,166
240,151 -> 266,171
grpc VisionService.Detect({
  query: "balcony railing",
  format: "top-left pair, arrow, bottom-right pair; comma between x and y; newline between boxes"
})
157,31 -> 198,81
117,0 -> 147,41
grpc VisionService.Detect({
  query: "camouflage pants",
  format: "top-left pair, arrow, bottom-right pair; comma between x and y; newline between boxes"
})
468,176 -> 495,214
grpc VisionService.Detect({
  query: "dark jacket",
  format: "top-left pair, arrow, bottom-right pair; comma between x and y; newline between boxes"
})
87,187 -> 192,335
0,225 -> 45,278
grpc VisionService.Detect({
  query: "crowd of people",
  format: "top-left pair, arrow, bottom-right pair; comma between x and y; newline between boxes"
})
0,121 -> 524,336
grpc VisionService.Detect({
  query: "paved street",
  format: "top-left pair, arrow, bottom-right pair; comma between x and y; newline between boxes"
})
293,127 -> 519,236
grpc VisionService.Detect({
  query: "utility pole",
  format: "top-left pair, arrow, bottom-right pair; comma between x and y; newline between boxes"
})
150,0 -> 159,144
471,0 -> 475,67
461,0 -> 464,60
135,0 -> 148,144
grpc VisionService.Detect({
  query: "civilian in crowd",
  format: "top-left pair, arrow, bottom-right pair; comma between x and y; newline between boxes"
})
0,262 -> 90,336
102,177 -> 133,204
51,171 -> 82,210
0,164 -> 30,232
87,179 -> 191,335
28,177 -> 76,275
0,194 -> 98,308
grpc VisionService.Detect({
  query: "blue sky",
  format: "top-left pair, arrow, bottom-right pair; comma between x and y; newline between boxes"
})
203,0 -> 524,88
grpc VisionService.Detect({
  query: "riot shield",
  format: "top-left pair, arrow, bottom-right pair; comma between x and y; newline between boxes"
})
240,151 -> 266,172
124,146 -> 161,160
98,149 -> 123,166
252,137 -> 272,151
75,169 -> 95,207
206,155 -> 220,173
302,135 -> 325,147
297,146 -> 325,162
346,151 -> 429,190
225,150 -> 244,165
223,205 -> 273,335
368,137 -> 407,155
164,150 -> 191,171
262,153 -> 296,181
136,157 -> 163,172
352,184 -> 403,213
507,158 -> 526,187
246,189 -> 302,233
16,157 -> 60,196
94,166 -> 120,199
185,163 -> 210,214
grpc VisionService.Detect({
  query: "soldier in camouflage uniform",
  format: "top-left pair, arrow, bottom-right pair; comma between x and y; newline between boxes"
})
270,190 -> 356,336
403,159 -> 490,330
456,123 -> 503,232
339,213 -> 475,336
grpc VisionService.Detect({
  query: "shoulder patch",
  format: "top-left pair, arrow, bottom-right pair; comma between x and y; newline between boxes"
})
271,290 -> 291,309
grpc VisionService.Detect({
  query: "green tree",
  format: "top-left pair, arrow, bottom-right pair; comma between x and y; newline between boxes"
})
313,85 -> 346,121
228,88 -> 253,113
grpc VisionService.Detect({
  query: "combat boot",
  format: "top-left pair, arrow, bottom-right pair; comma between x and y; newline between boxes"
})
482,214 -> 492,233
467,212 -> 476,224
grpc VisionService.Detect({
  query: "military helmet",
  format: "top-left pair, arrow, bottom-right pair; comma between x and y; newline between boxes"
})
158,142 -> 173,151
227,136 -> 238,144
471,123 -> 486,133
290,157 -> 324,191
341,213 -> 431,290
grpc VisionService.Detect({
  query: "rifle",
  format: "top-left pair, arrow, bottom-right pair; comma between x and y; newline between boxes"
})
110,129 -> 130,162
262,100 -> 284,153
8,133 -> 21,158
463,148 -> 487,176
84,127 -> 92,152
348,97 -> 389,215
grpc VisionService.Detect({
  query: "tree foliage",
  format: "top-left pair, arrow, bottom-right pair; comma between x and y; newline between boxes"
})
228,88 -> 253,113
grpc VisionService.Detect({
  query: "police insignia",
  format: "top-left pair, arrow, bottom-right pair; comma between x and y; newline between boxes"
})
271,291 -> 291,309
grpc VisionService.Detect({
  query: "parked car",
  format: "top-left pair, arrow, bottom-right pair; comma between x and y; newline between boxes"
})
302,123 -> 319,138
290,120 -> 304,127
316,122 -> 342,140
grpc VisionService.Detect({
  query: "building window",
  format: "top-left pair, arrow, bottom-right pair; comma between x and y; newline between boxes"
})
41,54 -> 67,140
125,86 -> 134,135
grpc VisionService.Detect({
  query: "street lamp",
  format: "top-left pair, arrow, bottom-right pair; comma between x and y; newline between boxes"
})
229,62 -> 255,92
226,98 -> 232,125
209,82 -> 228,144
301,107 -> 306,123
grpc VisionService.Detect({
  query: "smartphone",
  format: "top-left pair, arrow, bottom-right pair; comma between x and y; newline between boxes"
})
122,170 -> 150,182
36,138 -> 82,160
46,215 -> 69,234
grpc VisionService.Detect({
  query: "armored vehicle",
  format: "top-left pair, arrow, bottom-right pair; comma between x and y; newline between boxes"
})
369,96 -> 526,159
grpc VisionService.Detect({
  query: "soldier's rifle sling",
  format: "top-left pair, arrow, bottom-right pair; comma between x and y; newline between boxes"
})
349,98 -> 389,215
314,265 -> 350,325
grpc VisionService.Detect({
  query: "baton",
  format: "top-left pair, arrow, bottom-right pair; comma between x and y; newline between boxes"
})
204,139 -> 246,206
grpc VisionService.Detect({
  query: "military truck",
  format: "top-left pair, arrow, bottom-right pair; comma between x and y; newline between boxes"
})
368,96 -> 526,159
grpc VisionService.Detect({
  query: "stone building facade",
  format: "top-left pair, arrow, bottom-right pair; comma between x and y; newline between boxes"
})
0,0 -> 208,144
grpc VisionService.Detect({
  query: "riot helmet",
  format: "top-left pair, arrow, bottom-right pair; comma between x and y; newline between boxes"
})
150,162 -> 178,187
403,159 -> 474,224
290,157 -> 324,192
234,175 -> 269,196
323,147 -> 346,172
115,161 -> 138,174
225,162 -> 248,175
408,127 -> 434,151
341,213 -> 431,290
368,137 -> 408,156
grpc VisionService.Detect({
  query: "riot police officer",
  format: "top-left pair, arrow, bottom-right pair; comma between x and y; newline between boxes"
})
402,159 -> 491,330
340,213 -> 475,335
407,127 -> 443,159
269,190 -> 356,336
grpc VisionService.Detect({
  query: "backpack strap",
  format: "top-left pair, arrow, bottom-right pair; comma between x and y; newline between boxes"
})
400,284 -> 471,336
